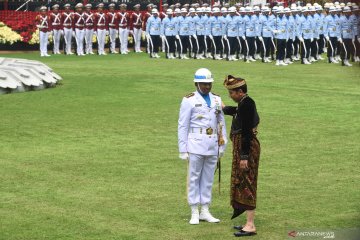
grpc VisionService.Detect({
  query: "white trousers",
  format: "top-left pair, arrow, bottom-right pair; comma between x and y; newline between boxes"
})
52,29 -> 61,53
109,28 -> 118,53
119,28 -> 129,53
63,28 -> 73,54
85,28 -> 94,54
97,29 -> 106,54
188,153 -> 218,206
133,28 -> 142,52
75,28 -> 85,55
39,31 -> 49,56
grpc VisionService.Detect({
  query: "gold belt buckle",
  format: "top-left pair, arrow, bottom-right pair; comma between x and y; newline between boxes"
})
206,127 -> 213,135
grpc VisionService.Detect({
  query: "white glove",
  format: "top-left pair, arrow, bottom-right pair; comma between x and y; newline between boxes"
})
338,37 -> 342,43
325,36 -> 329,41
223,35 -> 228,40
105,30 -> 109,35
175,34 -> 180,39
272,30 -> 278,34
160,35 -> 164,39
60,30 -> 64,35
192,34 -> 197,39
179,152 -> 189,160
130,30 -> 133,35
242,36 -> 246,40
358,37 -> 360,43
258,36 -> 263,41
146,33 -> 151,39
72,31 -> 76,38
94,31 -> 97,37
299,37 -> 304,42
352,38 -> 355,43
209,34 -> 213,40
310,38 -> 313,42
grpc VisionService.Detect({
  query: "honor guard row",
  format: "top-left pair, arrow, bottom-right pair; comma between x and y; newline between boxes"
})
36,2 -> 359,67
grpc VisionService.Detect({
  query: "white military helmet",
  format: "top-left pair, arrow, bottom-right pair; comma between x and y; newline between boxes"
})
334,1 -> 340,6
205,7 -> 211,12
213,7 -> 220,13
196,7 -> 203,13
329,6 -> 336,12
253,6 -> 260,12
309,6 -> 316,11
189,7 -> 195,13
239,7 -> 245,12
194,68 -> 214,83
221,7 -> 227,13
284,7 -> 291,13
272,6 -> 279,12
347,2 -> 352,7
166,9 -> 173,14
343,6 -> 351,12
229,7 -> 236,13
245,6 -> 252,12
180,8 -> 187,13
353,6 -> 359,11
315,6 -> 323,11
291,6 -> 297,12
174,8 -> 181,14
152,9 -> 159,14
302,7 -> 308,12
340,3 -> 345,7
306,3 -> 312,7
291,3 -> 297,8
40,6 -> 47,11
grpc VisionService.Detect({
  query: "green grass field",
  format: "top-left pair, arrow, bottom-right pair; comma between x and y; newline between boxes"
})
0,52 -> 359,240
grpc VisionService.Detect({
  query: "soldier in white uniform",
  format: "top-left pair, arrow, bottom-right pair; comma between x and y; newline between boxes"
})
178,68 -> 227,225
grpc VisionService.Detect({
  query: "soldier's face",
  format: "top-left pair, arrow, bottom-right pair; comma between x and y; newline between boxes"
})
196,83 -> 212,95
228,89 -> 245,102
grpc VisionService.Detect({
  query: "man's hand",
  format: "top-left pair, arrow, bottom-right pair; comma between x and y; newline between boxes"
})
239,160 -> 248,169
325,35 -> 329,41
179,152 -> 189,160
258,36 -> 263,42
175,34 -> 180,39
221,101 -> 225,109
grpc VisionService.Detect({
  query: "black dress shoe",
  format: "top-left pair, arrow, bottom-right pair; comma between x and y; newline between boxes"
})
233,225 -> 244,230
234,230 -> 257,237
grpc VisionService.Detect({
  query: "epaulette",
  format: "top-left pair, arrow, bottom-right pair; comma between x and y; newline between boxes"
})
185,93 -> 195,98
212,92 -> 220,97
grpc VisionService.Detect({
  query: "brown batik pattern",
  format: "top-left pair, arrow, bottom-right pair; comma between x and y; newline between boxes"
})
230,133 -> 261,209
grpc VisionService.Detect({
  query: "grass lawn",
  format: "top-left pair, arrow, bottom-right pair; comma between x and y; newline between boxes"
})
0,52 -> 359,240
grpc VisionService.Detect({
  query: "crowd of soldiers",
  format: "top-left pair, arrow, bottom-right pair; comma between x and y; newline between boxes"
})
35,1 -> 359,66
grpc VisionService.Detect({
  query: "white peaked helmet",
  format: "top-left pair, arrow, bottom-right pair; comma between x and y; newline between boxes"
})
205,7 -> 211,12
166,9 -> 173,14
213,7 -> 220,13
253,6 -> 260,11
152,9 -> 158,14
180,8 -> 187,13
174,8 -> 181,14
329,6 -> 336,12
343,6 -> 351,12
229,7 -> 236,13
194,68 -> 214,83
221,7 -> 227,13
240,7 -> 245,12
189,7 -> 195,13
284,7 -> 291,13
196,7 -> 203,13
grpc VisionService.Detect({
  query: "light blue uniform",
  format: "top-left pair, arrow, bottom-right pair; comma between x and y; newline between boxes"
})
253,15 -> 262,37
161,16 -> 178,36
146,15 -> 161,35
194,15 -> 205,36
312,14 -> 321,39
275,15 -> 288,40
224,15 -> 239,37
237,15 -> 246,37
259,14 -> 274,38
298,15 -> 314,39
340,16 -> 355,39
287,15 -> 296,40
324,14 -> 341,38
244,15 -> 256,37
188,16 -> 197,35
208,16 -> 224,36
349,14 -> 358,37
203,15 -> 211,36
178,16 -> 191,36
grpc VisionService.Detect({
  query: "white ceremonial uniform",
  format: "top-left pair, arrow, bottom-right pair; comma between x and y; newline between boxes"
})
178,91 -> 227,206
118,11 -> 129,54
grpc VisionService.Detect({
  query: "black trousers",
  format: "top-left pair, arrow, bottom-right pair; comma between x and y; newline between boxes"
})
340,38 -> 353,60
204,36 -> 212,53
227,37 -> 238,55
197,35 -> 205,53
261,37 -> 271,58
150,35 -> 161,53
311,38 -> 318,58
293,37 -> 300,56
286,38 -> 294,59
212,36 -> 222,54
318,34 -> 325,54
238,37 -> 247,56
165,36 -> 176,53
327,37 -> 338,58
246,36 -> 255,58
179,35 -> 189,54
270,37 -> 276,58
189,35 -> 198,54
300,39 -> 311,59
355,36 -> 360,57
255,37 -> 262,54
276,38 -> 286,60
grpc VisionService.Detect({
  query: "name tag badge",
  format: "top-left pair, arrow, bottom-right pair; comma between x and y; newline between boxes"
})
195,104 -> 202,107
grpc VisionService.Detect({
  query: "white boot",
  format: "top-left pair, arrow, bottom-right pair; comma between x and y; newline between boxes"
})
181,54 -> 189,59
355,56 -> 360,62
317,55 -> 324,60
189,205 -> 199,225
329,57 -> 338,63
249,56 -> 256,62
303,58 -> 311,64
275,60 -> 280,66
279,60 -> 288,66
232,55 -> 238,61
239,54 -> 244,60
309,56 -> 317,62
199,204 -> 220,223
284,58 -> 293,64
344,59 -> 352,66
215,54 -> 222,60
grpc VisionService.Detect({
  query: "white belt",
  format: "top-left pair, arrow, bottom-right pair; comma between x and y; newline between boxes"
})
191,127 -> 217,135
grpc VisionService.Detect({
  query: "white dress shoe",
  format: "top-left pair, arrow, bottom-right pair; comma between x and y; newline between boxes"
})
199,210 -> 220,223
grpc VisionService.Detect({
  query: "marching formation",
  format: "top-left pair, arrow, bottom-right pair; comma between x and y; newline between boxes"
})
35,2 -> 360,66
